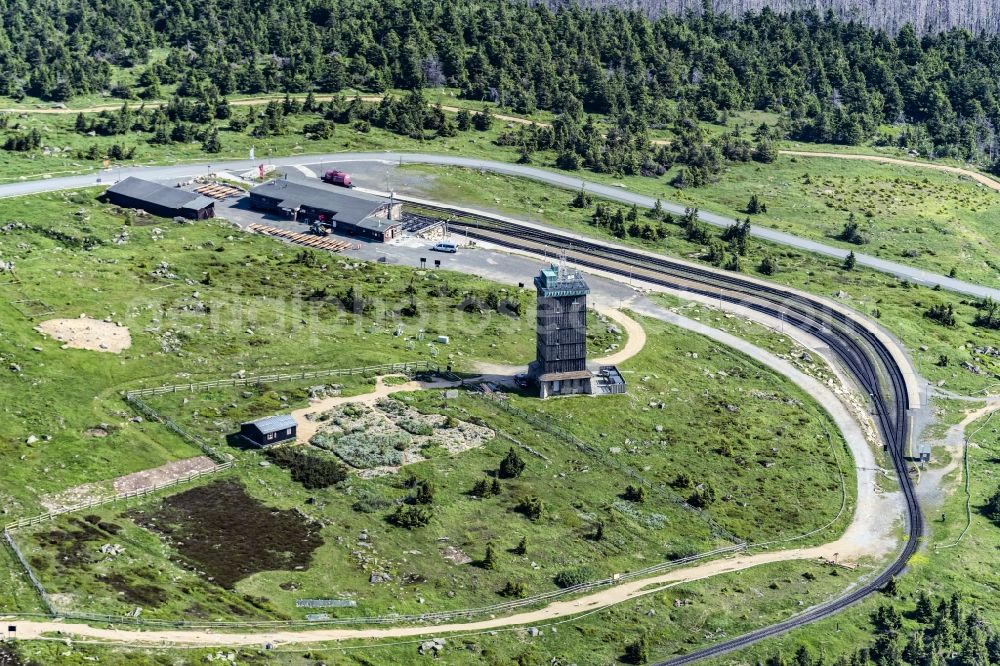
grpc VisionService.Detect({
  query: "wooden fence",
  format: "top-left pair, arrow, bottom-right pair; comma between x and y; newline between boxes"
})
3,462 -> 234,532
124,361 -> 438,398
2,529 -> 55,615
0,542 -> 747,631
0,360 -> 444,622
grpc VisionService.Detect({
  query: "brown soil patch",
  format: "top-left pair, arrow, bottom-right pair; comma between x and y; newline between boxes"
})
97,572 -> 169,608
36,316 -> 131,353
130,480 -> 322,588
112,457 -> 217,494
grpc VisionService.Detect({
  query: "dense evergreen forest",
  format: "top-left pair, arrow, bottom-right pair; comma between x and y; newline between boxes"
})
1,0 -> 1000,169
765,592 -> 1000,666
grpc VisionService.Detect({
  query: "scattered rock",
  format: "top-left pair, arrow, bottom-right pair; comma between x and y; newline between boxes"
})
369,571 -> 392,584
417,638 -> 446,655
962,361 -> 984,375
100,543 -> 125,556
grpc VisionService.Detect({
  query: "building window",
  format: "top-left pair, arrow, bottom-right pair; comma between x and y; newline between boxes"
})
286,428 -> 293,435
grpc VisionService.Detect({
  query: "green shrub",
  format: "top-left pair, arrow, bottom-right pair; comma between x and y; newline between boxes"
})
341,403 -> 370,418
390,504 -> 431,529
554,565 -> 595,588
515,496 -> 544,520
399,419 -> 434,436
322,432 -> 410,468
265,447 -> 347,490
351,488 -> 394,513
375,398 -> 407,415
498,448 -> 526,479
498,580 -> 526,598
624,637 -> 649,664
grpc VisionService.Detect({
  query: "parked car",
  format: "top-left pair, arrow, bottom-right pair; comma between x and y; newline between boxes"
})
321,170 -> 353,187
431,241 -> 458,253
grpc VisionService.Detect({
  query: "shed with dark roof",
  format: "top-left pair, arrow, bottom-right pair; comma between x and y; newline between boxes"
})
105,177 -> 216,220
240,414 -> 298,448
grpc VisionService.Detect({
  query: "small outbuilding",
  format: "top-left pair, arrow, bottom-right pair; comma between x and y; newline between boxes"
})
240,414 -> 297,448
106,177 -> 216,220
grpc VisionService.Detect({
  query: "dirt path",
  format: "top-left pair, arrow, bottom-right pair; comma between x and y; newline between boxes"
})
0,95 -> 533,124
6,546 -> 852,647
920,400 -> 1000,505
291,375 -> 455,443
778,150 -> 1000,192
3,299 -> 896,648
592,308 -> 646,366
470,308 -> 646,375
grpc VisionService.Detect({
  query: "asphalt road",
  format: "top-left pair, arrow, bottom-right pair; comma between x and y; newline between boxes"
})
3,151 -> 996,300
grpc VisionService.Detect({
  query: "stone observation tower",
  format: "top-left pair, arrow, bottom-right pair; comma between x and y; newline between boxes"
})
530,263 -> 594,398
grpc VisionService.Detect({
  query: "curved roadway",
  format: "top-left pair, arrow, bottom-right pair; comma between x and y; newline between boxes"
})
1,152 -> 997,300
0,152 -> 927,662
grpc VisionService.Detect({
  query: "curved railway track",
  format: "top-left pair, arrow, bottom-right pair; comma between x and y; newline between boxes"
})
411,202 -> 923,663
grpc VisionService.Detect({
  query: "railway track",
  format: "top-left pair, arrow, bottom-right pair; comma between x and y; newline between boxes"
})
408,201 -> 923,663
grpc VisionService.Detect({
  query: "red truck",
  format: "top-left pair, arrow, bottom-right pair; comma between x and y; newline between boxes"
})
321,170 -> 353,188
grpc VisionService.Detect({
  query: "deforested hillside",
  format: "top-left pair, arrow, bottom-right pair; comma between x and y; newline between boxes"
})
546,0 -> 1000,35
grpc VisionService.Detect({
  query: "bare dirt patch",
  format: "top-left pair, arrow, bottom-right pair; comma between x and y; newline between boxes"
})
36,316 -> 131,353
112,457 -> 217,494
39,457 -> 218,512
130,480 -> 322,589
439,545 -> 472,565
39,481 -> 109,513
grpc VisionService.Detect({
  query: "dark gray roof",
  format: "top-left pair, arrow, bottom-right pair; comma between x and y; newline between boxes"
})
354,215 -> 402,232
246,414 -> 297,434
250,178 -> 390,225
181,195 -> 217,212
107,177 -> 211,210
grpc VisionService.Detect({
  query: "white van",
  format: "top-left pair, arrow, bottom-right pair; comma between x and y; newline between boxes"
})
431,241 -> 457,253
